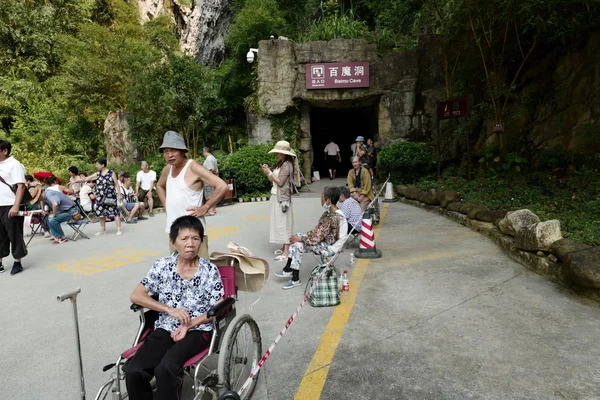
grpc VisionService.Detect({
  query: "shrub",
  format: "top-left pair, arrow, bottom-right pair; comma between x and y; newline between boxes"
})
378,142 -> 435,184
220,144 -> 276,195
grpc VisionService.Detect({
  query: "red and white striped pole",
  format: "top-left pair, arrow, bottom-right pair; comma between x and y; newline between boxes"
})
355,208 -> 382,259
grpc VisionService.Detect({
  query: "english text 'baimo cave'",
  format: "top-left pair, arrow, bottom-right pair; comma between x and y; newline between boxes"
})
247,37 -> 446,180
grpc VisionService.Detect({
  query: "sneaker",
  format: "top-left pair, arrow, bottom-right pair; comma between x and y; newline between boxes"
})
273,249 -> 283,255
282,280 -> 302,290
44,231 -> 51,238
0,265 -> 4,273
54,237 -> 68,244
116,230 -> 123,236
274,269 -> 292,278
95,231 -> 106,236
125,220 -> 137,224
274,255 -> 288,262
10,263 -> 23,276
137,216 -> 148,221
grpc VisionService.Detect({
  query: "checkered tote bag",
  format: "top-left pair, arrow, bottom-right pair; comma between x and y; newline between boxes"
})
305,264 -> 341,307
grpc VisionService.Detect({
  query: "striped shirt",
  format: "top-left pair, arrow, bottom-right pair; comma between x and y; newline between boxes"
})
340,197 -> 362,231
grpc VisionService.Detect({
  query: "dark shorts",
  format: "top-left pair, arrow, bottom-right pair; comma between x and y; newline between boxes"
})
0,206 -> 27,259
138,188 -> 154,202
326,155 -> 338,170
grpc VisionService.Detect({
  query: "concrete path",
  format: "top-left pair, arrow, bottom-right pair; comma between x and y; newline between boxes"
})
1,177 -> 599,400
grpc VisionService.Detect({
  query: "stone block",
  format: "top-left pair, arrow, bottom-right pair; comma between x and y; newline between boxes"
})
492,210 -> 508,228
551,238 -> 591,261
417,190 -> 440,205
514,220 -> 563,252
498,209 -> 541,236
458,203 -> 476,215
404,187 -> 419,200
438,191 -> 456,208
446,202 -> 461,212
395,185 -> 408,197
468,205 -> 489,220
475,210 -> 494,222
564,246 -> 600,289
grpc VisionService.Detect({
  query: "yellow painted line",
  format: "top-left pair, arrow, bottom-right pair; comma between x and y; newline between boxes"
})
46,248 -> 161,276
294,203 -> 390,400
206,225 -> 240,240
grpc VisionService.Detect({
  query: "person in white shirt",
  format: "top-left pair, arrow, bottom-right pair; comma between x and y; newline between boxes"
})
0,140 -> 27,275
136,161 -> 156,217
120,174 -> 146,223
78,173 -> 96,213
323,139 -> 341,180
202,147 -> 219,216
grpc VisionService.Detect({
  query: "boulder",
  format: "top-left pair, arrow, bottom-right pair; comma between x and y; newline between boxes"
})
458,203 -> 476,215
438,190 -> 457,208
103,111 -> 137,166
404,187 -> 419,200
564,246 -> 600,289
514,220 -> 563,252
475,210 -> 494,222
396,185 -> 408,197
417,190 -> 440,205
492,210 -> 508,227
551,238 -> 591,261
447,202 -> 461,212
468,205 -> 489,220
498,209 -> 541,236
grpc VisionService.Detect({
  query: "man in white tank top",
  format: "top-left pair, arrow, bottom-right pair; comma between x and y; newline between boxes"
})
156,131 -> 228,258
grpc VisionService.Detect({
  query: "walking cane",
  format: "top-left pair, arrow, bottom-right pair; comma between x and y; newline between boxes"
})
57,287 -> 86,400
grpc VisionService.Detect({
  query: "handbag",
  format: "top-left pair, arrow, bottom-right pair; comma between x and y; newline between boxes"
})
102,196 -> 117,207
278,162 -> 294,213
0,175 -> 33,206
304,264 -> 341,307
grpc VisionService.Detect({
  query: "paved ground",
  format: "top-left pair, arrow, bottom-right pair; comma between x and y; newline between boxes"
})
1,177 -> 599,400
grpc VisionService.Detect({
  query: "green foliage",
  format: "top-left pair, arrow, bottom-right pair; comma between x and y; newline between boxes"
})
378,142 -> 436,184
301,11 -> 371,42
220,144 -> 276,195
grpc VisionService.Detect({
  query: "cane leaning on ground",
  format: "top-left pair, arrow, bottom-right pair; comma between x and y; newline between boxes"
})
57,287 -> 86,400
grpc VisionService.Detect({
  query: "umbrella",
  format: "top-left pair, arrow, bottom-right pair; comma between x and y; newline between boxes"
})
33,171 -> 61,185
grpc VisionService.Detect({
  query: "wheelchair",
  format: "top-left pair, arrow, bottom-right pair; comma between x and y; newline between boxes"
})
94,264 -> 262,400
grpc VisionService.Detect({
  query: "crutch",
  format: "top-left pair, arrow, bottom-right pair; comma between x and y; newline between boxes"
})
57,287 -> 86,400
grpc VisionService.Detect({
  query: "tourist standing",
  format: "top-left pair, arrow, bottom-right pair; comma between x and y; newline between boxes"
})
0,139 -> 27,275
78,157 -> 123,235
366,138 -> 377,179
156,131 -> 227,258
261,141 -> 296,262
323,139 -> 341,180
135,161 -> 156,217
202,147 -> 219,216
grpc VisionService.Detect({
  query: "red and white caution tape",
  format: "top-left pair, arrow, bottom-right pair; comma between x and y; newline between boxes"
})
237,255 -> 338,396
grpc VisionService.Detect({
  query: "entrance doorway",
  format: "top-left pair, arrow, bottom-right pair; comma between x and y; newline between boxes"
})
310,104 -> 378,178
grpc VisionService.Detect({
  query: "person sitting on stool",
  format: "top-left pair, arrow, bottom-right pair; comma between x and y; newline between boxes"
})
347,156 -> 374,211
43,183 -> 80,244
338,186 -> 362,233
274,186 -> 348,290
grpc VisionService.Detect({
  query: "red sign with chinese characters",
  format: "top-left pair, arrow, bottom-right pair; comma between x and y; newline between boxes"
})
436,97 -> 469,120
305,62 -> 370,89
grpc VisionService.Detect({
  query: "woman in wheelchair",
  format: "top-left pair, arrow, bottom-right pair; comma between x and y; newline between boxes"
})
126,215 -> 224,400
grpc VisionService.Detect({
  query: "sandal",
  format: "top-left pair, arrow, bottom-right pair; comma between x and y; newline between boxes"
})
95,231 -> 106,236
273,249 -> 283,255
274,255 -> 288,262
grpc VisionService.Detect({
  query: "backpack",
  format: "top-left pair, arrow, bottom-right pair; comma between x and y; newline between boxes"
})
304,264 -> 341,307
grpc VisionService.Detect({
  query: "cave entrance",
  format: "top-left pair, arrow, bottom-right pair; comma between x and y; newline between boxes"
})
310,103 -> 378,178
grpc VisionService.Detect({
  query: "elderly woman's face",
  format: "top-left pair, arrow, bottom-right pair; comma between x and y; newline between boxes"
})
173,228 -> 202,259
352,158 -> 360,169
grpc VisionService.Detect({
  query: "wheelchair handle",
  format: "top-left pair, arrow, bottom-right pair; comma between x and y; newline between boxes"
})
57,287 -> 82,302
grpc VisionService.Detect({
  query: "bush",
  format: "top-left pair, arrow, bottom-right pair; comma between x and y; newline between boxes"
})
220,144 -> 276,195
378,142 -> 435,184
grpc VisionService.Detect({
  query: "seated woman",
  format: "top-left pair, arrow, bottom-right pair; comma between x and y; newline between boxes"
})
274,186 -> 348,290
125,215 -> 224,400
24,175 -> 43,211
347,156 -> 374,211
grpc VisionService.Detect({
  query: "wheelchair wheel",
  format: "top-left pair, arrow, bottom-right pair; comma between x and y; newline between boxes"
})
217,314 -> 262,399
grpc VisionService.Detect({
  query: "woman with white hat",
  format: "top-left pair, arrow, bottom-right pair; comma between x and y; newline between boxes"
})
261,141 -> 296,262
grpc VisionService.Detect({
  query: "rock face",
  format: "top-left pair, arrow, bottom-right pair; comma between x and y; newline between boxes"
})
514,220 -> 563,252
498,209 -> 541,236
104,111 -> 137,166
138,0 -> 231,65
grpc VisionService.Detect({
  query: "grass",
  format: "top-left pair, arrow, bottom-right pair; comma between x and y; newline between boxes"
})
412,169 -> 600,246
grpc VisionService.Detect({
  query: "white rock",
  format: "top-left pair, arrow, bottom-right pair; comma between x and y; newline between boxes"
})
498,209 -> 541,236
515,220 -> 563,252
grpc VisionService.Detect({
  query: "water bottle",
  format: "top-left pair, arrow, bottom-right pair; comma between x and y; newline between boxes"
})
17,211 -> 28,216
342,270 -> 349,292
349,253 -> 355,265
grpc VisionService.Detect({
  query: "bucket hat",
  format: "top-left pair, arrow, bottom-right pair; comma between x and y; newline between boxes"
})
159,130 -> 188,153
355,136 -> 365,142
210,242 -> 269,292
268,140 -> 297,157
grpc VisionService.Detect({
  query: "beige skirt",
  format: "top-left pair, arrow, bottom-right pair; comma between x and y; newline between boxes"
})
269,194 -> 293,244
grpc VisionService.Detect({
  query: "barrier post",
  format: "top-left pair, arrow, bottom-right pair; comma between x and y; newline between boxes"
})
354,209 -> 382,259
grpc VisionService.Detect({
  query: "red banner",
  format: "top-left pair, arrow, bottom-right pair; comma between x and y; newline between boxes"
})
305,62 -> 370,90
436,98 -> 469,120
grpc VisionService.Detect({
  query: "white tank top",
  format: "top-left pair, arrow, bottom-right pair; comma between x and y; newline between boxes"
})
165,159 -> 205,233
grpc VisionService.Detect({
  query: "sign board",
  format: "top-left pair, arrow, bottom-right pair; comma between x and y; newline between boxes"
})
436,98 -> 468,120
305,62 -> 369,90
